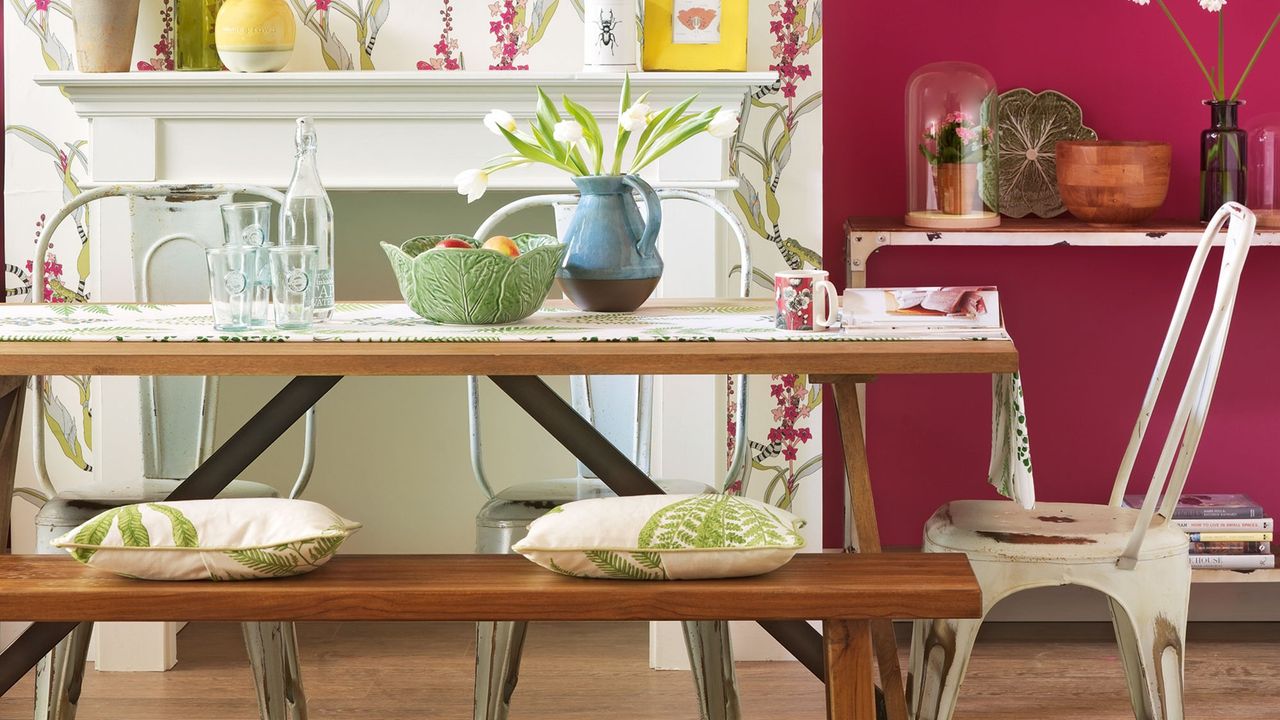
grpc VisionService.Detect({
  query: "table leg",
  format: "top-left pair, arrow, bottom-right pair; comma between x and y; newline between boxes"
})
490,375 -> 829,681
0,377 -> 29,553
825,619 -> 877,720
830,378 -> 908,720
0,375 -> 342,696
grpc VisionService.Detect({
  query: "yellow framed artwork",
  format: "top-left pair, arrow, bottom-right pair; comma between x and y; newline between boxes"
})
642,0 -> 749,71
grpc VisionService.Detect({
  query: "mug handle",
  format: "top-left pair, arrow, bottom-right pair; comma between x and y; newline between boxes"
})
815,280 -> 840,328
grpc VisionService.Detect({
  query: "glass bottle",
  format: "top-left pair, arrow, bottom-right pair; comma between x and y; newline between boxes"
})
176,0 -> 225,70
281,118 -> 335,321
1201,100 -> 1248,222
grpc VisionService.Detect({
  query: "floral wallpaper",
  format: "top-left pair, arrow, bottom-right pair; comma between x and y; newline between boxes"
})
3,0 -> 824,526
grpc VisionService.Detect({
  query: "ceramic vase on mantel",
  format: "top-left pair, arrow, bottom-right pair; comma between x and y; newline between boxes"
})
1201,100 -> 1248,222
582,0 -> 639,72
176,0 -> 225,70
215,0 -> 296,72
556,175 -> 663,313
71,0 -> 142,72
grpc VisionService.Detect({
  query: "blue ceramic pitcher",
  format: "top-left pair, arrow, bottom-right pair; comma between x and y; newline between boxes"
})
558,174 -> 663,312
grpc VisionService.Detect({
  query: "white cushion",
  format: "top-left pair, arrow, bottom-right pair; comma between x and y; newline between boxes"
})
512,494 -> 806,580
52,498 -> 361,581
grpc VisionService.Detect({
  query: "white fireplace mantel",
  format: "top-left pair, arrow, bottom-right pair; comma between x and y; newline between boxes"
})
33,71 -> 777,191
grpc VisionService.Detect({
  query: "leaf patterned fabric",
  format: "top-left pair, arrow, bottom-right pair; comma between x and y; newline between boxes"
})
513,494 -> 806,580
52,499 -> 361,581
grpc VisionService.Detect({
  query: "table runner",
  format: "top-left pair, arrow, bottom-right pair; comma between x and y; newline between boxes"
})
0,300 -> 1034,507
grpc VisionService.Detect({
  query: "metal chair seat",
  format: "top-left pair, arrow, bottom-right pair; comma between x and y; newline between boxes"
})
477,478 -> 713,529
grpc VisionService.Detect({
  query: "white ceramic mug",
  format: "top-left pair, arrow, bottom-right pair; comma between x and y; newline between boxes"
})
774,270 -> 839,331
582,0 -> 639,72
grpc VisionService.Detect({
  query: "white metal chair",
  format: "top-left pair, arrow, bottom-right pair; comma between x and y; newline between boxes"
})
469,190 -> 753,720
907,203 -> 1256,720
24,184 -> 317,720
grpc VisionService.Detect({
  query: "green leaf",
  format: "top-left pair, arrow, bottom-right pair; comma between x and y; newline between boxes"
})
496,124 -> 578,174
147,503 -> 199,548
117,505 -> 151,548
227,548 -> 301,577
562,95 -> 604,174
633,107 -> 717,172
636,95 -> 698,160
611,74 -> 633,174
69,508 -> 121,563
584,550 -> 664,580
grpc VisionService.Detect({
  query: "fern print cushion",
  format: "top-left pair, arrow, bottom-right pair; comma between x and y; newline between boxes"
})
512,494 -> 806,580
51,498 -> 361,581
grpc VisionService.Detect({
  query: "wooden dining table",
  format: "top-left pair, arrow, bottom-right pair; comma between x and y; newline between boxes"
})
0,299 -> 1018,719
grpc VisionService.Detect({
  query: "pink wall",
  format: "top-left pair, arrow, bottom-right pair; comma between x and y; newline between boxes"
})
822,0 -> 1280,547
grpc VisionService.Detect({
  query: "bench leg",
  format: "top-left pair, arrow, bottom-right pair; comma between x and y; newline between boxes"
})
243,622 -> 307,720
473,621 -> 528,720
33,622 -> 92,720
825,620 -> 876,720
683,621 -> 741,720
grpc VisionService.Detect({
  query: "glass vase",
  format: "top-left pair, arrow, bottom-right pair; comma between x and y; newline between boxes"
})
176,0 -> 225,70
1200,100 -> 1247,222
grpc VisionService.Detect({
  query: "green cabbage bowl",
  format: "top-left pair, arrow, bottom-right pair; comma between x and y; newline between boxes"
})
381,234 -> 566,325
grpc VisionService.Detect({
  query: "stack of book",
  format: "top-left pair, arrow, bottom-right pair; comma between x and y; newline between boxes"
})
1124,493 -> 1275,570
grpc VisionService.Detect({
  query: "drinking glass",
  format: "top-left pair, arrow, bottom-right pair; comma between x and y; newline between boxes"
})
221,202 -> 272,247
205,247 -> 256,332
270,246 -> 319,331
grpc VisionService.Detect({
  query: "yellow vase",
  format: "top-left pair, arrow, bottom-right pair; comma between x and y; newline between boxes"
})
642,0 -> 748,71
215,0 -> 295,73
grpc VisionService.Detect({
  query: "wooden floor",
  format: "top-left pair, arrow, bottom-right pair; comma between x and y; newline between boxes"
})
1,621 -> 1277,719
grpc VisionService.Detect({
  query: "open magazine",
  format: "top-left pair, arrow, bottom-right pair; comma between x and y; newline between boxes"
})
840,287 -> 1008,340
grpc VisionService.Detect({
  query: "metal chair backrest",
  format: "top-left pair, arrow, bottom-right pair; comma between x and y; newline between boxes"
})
29,184 -> 317,501
1111,203 -> 1255,569
467,190 -> 753,497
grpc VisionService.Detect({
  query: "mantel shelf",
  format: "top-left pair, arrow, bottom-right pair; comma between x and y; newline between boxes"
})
33,71 -> 778,119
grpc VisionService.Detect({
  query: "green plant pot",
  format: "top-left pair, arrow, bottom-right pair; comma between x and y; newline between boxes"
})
381,234 -> 566,325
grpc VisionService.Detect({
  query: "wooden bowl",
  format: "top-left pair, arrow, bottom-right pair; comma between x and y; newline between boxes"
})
1055,141 -> 1172,225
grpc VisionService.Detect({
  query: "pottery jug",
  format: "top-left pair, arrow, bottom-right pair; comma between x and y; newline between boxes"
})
558,175 -> 663,312
215,0 -> 296,72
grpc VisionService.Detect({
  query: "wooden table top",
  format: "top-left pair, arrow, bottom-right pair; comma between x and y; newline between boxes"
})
0,554 -> 982,622
0,300 -> 1018,377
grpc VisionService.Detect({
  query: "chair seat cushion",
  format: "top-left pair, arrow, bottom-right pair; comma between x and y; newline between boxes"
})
924,500 -> 1190,562
512,493 -> 806,580
477,478 -> 715,527
51,498 -> 361,581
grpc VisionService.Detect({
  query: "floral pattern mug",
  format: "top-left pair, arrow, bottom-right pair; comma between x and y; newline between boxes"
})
774,270 -> 839,331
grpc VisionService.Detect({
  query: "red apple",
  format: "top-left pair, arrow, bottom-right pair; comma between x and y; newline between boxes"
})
482,235 -> 520,258
434,238 -> 472,250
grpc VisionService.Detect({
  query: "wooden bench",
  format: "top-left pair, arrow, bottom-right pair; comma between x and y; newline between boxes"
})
0,553 -> 981,719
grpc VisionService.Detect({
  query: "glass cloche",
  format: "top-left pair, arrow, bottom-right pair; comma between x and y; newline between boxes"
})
1249,114 -> 1280,228
905,62 -> 1001,229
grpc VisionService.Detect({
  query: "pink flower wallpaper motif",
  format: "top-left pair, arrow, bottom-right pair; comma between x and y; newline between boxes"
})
768,0 -> 816,100
136,0 -> 176,71
489,0 -> 531,70
418,0 -> 462,70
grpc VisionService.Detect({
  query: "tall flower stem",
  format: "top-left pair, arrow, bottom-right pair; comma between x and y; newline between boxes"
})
1218,12 -> 1225,95
1230,10 -> 1280,100
1155,0 -> 1221,99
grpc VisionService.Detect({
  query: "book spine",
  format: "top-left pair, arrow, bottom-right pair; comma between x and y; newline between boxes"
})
1186,532 -> 1273,542
1188,541 -> 1271,555
1189,554 -> 1277,569
1172,518 -> 1274,532
1173,506 -> 1264,519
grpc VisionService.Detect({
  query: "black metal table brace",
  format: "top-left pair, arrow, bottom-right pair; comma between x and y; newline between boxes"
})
0,374 -> 829,696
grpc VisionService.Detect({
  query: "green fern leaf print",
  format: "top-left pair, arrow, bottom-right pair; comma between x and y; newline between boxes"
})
227,548 -> 303,577
584,550 -> 664,580
116,505 -> 151,548
70,508 -> 121,563
147,503 -> 199,548
638,495 -> 802,550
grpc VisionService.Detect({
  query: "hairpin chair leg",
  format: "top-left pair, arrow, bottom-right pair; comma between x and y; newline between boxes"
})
683,620 -> 741,720
243,622 -> 308,720
32,623 -> 92,720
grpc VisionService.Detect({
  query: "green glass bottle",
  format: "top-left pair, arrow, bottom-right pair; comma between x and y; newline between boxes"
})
176,0 -> 225,70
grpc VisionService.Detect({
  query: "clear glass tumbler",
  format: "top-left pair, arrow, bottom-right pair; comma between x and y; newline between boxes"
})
269,246 -> 319,331
206,246 -> 256,332
221,202 -> 272,247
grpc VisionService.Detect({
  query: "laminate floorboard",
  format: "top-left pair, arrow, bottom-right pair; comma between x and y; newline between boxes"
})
0,621 -> 1276,718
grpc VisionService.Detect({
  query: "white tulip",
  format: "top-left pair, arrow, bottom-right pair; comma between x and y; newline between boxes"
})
454,169 -> 490,203
619,102 -> 653,133
483,109 -> 518,136
554,120 -> 585,143
708,110 -> 740,139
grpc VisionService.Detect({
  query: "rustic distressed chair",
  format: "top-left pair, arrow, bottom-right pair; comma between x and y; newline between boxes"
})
907,203 -> 1256,720
24,184 -> 317,720
468,190 -> 753,720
